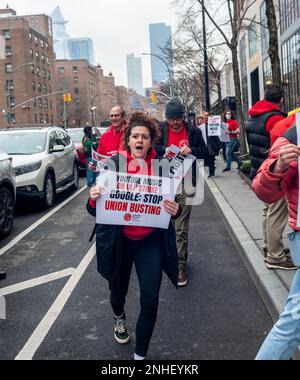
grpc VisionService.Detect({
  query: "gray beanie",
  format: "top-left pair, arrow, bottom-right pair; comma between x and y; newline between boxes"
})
165,99 -> 185,119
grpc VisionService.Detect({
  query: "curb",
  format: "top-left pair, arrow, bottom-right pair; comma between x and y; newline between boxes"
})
205,175 -> 288,322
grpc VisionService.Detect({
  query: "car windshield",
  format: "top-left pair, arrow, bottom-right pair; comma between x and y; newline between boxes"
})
67,129 -> 84,143
0,132 -> 47,155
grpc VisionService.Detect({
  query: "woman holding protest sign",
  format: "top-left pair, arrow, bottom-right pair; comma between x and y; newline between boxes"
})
87,113 -> 180,360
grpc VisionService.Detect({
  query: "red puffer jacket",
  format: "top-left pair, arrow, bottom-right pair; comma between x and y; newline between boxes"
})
252,136 -> 300,231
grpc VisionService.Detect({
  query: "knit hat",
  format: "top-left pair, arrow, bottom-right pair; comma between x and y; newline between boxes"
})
165,99 -> 185,119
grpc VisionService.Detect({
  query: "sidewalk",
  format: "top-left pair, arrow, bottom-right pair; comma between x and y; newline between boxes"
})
205,157 -> 294,322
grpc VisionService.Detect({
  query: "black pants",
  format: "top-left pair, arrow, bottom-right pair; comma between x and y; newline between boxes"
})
207,155 -> 216,176
110,230 -> 164,357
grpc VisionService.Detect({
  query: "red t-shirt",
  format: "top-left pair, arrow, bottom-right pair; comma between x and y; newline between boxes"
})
168,125 -> 189,148
227,119 -> 239,139
97,126 -> 124,157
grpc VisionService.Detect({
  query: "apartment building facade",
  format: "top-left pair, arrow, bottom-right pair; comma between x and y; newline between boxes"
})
0,10 -> 57,127
54,59 -> 100,127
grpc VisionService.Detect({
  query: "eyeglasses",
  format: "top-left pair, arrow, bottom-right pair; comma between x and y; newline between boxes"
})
110,114 -> 121,117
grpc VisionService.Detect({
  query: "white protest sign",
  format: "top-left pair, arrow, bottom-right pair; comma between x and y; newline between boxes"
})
296,113 -> 300,227
91,148 -> 110,172
163,144 -> 196,189
96,171 -> 175,229
208,116 -> 222,137
220,122 -> 230,143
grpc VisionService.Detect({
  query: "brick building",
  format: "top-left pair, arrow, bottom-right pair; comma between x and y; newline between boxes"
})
54,59 -> 100,127
0,10 -> 57,128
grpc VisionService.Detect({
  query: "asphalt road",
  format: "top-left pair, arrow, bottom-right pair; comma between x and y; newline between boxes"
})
0,184 -> 273,360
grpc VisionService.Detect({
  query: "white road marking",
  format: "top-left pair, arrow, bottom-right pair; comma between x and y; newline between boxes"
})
15,244 -> 96,360
0,268 -> 75,296
0,185 -> 87,257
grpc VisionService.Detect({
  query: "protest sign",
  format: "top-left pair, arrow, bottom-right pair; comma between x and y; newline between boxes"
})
208,116 -> 222,137
220,122 -> 230,143
91,148 -> 110,172
96,171 -> 175,229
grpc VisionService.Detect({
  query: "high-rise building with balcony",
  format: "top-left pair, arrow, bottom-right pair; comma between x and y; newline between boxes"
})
126,53 -> 144,96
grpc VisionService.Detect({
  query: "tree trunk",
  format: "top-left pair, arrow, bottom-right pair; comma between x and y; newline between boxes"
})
231,47 -> 247,156
265,0 -> 282,86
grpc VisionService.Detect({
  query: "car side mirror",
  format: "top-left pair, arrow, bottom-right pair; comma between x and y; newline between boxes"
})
50,145 -> 65,153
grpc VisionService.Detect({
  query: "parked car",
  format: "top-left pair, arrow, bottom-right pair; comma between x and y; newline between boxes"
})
67,127 -> 101,173
0,127 -> 79,209
0,149 -> 16,238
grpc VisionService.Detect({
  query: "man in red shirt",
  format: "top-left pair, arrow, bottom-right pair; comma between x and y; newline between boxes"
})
98,106 -> 127,157
156,99 -> 208,287
222,110 -> 242,172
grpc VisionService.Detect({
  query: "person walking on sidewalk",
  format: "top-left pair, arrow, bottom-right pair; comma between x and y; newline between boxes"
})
198,112 -> 222,179
253,124 -> 300,359
156,99 -> 209,287
222,110 -> 242,172
246,85 -> 295,270
87,113 -> 180,360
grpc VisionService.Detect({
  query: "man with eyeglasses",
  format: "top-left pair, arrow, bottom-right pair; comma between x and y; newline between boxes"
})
156,99 -> 209,287
97,106 -> 127,157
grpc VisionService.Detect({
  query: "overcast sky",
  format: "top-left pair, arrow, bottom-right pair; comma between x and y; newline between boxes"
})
6,0 -> 179,88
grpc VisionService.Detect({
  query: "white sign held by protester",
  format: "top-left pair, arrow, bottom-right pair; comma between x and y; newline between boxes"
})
296,113 -> 300,227
220,122 -> 230,143
96,172 -> 175,229
208,116 -> 222,137
91,148 -> 110,172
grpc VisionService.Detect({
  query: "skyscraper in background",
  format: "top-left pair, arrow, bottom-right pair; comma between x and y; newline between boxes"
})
51,6 -> 70,59
126,53 -> 144,96
149,23 -> 173,85
68,38 -> 95,65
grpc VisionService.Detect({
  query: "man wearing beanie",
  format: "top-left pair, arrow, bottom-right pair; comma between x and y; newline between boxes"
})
156,98 -> 209,287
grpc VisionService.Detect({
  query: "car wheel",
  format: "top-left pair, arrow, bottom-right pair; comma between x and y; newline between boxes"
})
0,187 -> 15,238
42,173 -> 55,209
72,164 -> 79,190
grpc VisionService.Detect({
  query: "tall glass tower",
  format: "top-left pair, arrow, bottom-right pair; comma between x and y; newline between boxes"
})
126,53 -> 144,96
149,23 -> 173,85
68,38 -> 95,65
51,6 -> 70,59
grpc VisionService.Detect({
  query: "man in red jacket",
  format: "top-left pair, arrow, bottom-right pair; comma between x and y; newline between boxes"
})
246,85 -> 295,270
98,106 -> 127,157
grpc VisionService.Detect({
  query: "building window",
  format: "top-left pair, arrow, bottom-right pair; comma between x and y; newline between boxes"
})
282,29 -> 300,111
34,36 -> 38,46
32,81 -> 36,91
73,77 -> 79,83
6,80 -> 13,90
44,99 -> 48,109
45,114 -> 49,123
5,47 -> 12,57
5,64 -> 13,73
34,113 -> 38,123
31,64 -> 35,74
36,67 -> 41,77
280,0 -> 300,34
42,69 -> 46,79
29,32 -> 32,42
42,84 -> 47,94
74,88 -> 79,95
33,99 -> 37,108
260,1 -> 269,56
48,71 -> 51,80
248,21 -> 258,59
41,54 -> 45,64
263,57 -> 272,86
40,39 -> 45,48
47,57 -> 50,66
35,52 -> 39,62
3,30 -> 11,39
73,66 -> 78,73
40,114 -> 44,123
30,48 -> 34,58
46,42 -> 49,50
7,96 -> 14,107
39,99 -> 42,108
37,83 -> 41,92
58,67 -> 65,74
50,115 -> 53,124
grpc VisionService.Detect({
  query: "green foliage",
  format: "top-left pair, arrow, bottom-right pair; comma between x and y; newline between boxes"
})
239,160 -> 251,173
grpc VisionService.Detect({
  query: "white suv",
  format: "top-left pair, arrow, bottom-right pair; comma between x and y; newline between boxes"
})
0,127 -> 79,209
0,149 -> 16,238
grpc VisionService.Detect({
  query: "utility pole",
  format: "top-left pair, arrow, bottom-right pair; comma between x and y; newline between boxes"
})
202,0 -> 211,112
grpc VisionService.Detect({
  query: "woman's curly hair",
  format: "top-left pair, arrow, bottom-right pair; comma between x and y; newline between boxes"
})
123,112 -> 161,151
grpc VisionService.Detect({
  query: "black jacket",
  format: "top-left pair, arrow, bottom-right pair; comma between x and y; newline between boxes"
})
86,155 -> 179,290
156,121 -> 209,186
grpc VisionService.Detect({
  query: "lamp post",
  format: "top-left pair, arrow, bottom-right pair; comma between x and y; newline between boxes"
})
142,52 -> 174,98
7,62 -> 34,126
